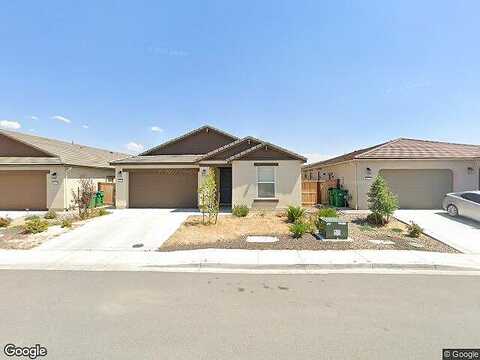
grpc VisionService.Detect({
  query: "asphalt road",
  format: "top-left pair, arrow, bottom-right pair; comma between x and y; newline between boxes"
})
0,271 -> 479,360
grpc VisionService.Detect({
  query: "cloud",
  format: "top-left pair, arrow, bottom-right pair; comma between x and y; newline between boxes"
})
125,142 -> 144,153
303,153 -> 336,165
28,116 -> 39,121
150,126 -> 163,132
82,124 -> 89,129
52,115 -> 71,123
0,120 -> 21,130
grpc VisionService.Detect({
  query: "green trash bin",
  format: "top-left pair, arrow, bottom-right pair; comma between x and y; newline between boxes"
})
334,189 -> 348,207
95,191 -> 105,207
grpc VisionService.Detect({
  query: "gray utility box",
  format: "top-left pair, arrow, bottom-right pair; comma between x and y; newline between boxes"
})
318,217 -> 349,239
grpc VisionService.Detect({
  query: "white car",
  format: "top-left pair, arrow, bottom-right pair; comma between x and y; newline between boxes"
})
442,190 -> 480,222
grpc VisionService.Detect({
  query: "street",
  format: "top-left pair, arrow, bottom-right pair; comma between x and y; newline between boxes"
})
0,271 -> 479,360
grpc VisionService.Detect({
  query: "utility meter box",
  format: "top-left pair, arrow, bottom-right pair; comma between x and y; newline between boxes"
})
318,217 -> 348,239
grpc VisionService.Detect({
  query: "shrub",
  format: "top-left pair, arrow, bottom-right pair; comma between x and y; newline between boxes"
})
25,215 -> 40,221
0,217 -> 12,228
407,222 -> 423,238
367,175 -> 399,225
61,218 -> 73,228
71,177 -> 96,219
317,207 -> 338,218
24,218 -> 49,234
198,168 -> 219,224
286,205 -> 306,223
289,221 -> 309,239
44,209 -> 57,220
232,205 -> 249,217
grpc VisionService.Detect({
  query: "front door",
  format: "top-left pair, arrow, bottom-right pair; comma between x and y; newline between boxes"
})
219,167 -> 232,205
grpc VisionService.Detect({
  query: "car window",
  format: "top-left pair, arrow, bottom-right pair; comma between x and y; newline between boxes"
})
461,193 -> 480,204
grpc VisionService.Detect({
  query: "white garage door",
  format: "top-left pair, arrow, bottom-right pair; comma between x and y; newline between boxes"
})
379,169 -> 453,209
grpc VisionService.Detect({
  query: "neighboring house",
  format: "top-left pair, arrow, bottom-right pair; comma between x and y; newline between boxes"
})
302,138 -> 480,210
0,129 -> 127,210
111,125 -> 306,209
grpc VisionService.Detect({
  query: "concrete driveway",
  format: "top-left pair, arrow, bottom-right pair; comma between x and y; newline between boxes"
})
394,210 -> 480,254
37,209 -> 197,251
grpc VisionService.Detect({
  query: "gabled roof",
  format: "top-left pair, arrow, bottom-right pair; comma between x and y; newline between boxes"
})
0,129 -> 128,168
111,155 -> 202,165
227,141 -> 307,162
198,136 -> 261,162
304,138 -> 480,169
113,125 -> 306,165
140,125 -> 238,156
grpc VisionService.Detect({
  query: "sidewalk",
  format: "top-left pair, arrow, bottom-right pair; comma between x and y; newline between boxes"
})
1,248 -> 480,272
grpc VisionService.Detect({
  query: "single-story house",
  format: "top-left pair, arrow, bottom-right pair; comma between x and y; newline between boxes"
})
111,125 -> 306,209
302,138 -> 480,209
0,129 -> 127,210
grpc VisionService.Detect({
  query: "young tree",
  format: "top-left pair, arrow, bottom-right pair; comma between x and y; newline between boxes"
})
367,175 -> 399,225
198,168 -> 219,224
71,177 -> 96,219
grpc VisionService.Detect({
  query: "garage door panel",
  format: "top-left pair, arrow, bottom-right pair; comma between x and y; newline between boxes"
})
379,169 -> 453,209
0,171 -> 47,210
129,169 -> 198,208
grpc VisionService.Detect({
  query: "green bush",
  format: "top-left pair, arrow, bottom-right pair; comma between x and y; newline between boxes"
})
0,217 -> 12,228
25,215 -> 40,221
367,175 -> 399,225
407,222 -> 423,238
286,205 -> 306,223
61,218 -> 73,228
96,208 -> 109,216
289,221 -> 309,239
24,218 -> 49,234
44,209 -> 58,220
317,207 -> 338,218
232,205 -> 249,217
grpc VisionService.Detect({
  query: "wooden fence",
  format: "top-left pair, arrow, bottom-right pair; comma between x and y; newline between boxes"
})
98,182 -> 115,205
301,179 -> 338,206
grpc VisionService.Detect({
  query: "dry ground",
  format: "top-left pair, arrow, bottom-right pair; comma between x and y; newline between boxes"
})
160,211 -> 456,253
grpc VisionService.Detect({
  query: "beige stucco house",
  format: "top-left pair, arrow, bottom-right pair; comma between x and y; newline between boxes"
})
303,138 -> 480,209
112,125 -> 306,209
0,129 -> 127,210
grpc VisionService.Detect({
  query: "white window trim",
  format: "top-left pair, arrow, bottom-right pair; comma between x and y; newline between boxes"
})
256,165 -> 276,199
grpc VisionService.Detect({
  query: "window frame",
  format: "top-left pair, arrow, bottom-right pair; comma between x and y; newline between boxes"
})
256,165 -> 276,199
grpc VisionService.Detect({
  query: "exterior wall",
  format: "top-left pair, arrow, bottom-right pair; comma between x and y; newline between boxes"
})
232,160 -> 302,209
0,165 -> 65,210
0,134 -> 52,157
114,164 -> 198,209
304,162 -> 358,209
355,159 -> 480,209
64,167 -> 115,210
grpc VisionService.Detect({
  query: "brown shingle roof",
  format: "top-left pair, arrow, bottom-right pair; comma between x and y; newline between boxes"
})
111,155 -> 202,165
304,138 -> 480,169
0,129 -> 128,168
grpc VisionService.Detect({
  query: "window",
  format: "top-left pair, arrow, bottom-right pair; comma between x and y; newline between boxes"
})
257,166 -> 275,198
461,192 -> 480,204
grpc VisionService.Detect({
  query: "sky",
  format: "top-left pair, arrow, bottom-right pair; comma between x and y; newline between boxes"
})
1,1 -> 479,162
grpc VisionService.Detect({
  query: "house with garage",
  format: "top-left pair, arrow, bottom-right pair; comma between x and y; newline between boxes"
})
302,138 -> 480,209
0,129 -> 127,210
111,125 -> 306,209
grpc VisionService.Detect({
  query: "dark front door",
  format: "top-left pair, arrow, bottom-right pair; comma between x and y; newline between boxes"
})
219,167 -> 232,205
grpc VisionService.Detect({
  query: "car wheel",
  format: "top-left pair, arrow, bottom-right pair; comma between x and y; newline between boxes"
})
447,204 -> 458,217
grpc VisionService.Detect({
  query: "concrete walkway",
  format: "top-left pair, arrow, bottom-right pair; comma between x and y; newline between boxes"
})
36,209 -> 198,251
1,248 -> 480,272
395,210 -> 480,254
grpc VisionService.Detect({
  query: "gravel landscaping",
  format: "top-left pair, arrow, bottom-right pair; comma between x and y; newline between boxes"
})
160,211 -> 457,253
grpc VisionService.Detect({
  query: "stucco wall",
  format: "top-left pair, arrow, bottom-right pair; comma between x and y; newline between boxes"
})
64,167 -> 114,210
232,160 -> 302,209
303,159 -> 480,210
355,159 -> 480,209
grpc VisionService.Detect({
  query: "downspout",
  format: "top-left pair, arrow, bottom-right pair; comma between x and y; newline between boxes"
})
354,161 -> 359,210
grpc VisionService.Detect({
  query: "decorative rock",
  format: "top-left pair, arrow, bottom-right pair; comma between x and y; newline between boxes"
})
368,240 -> 395,245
